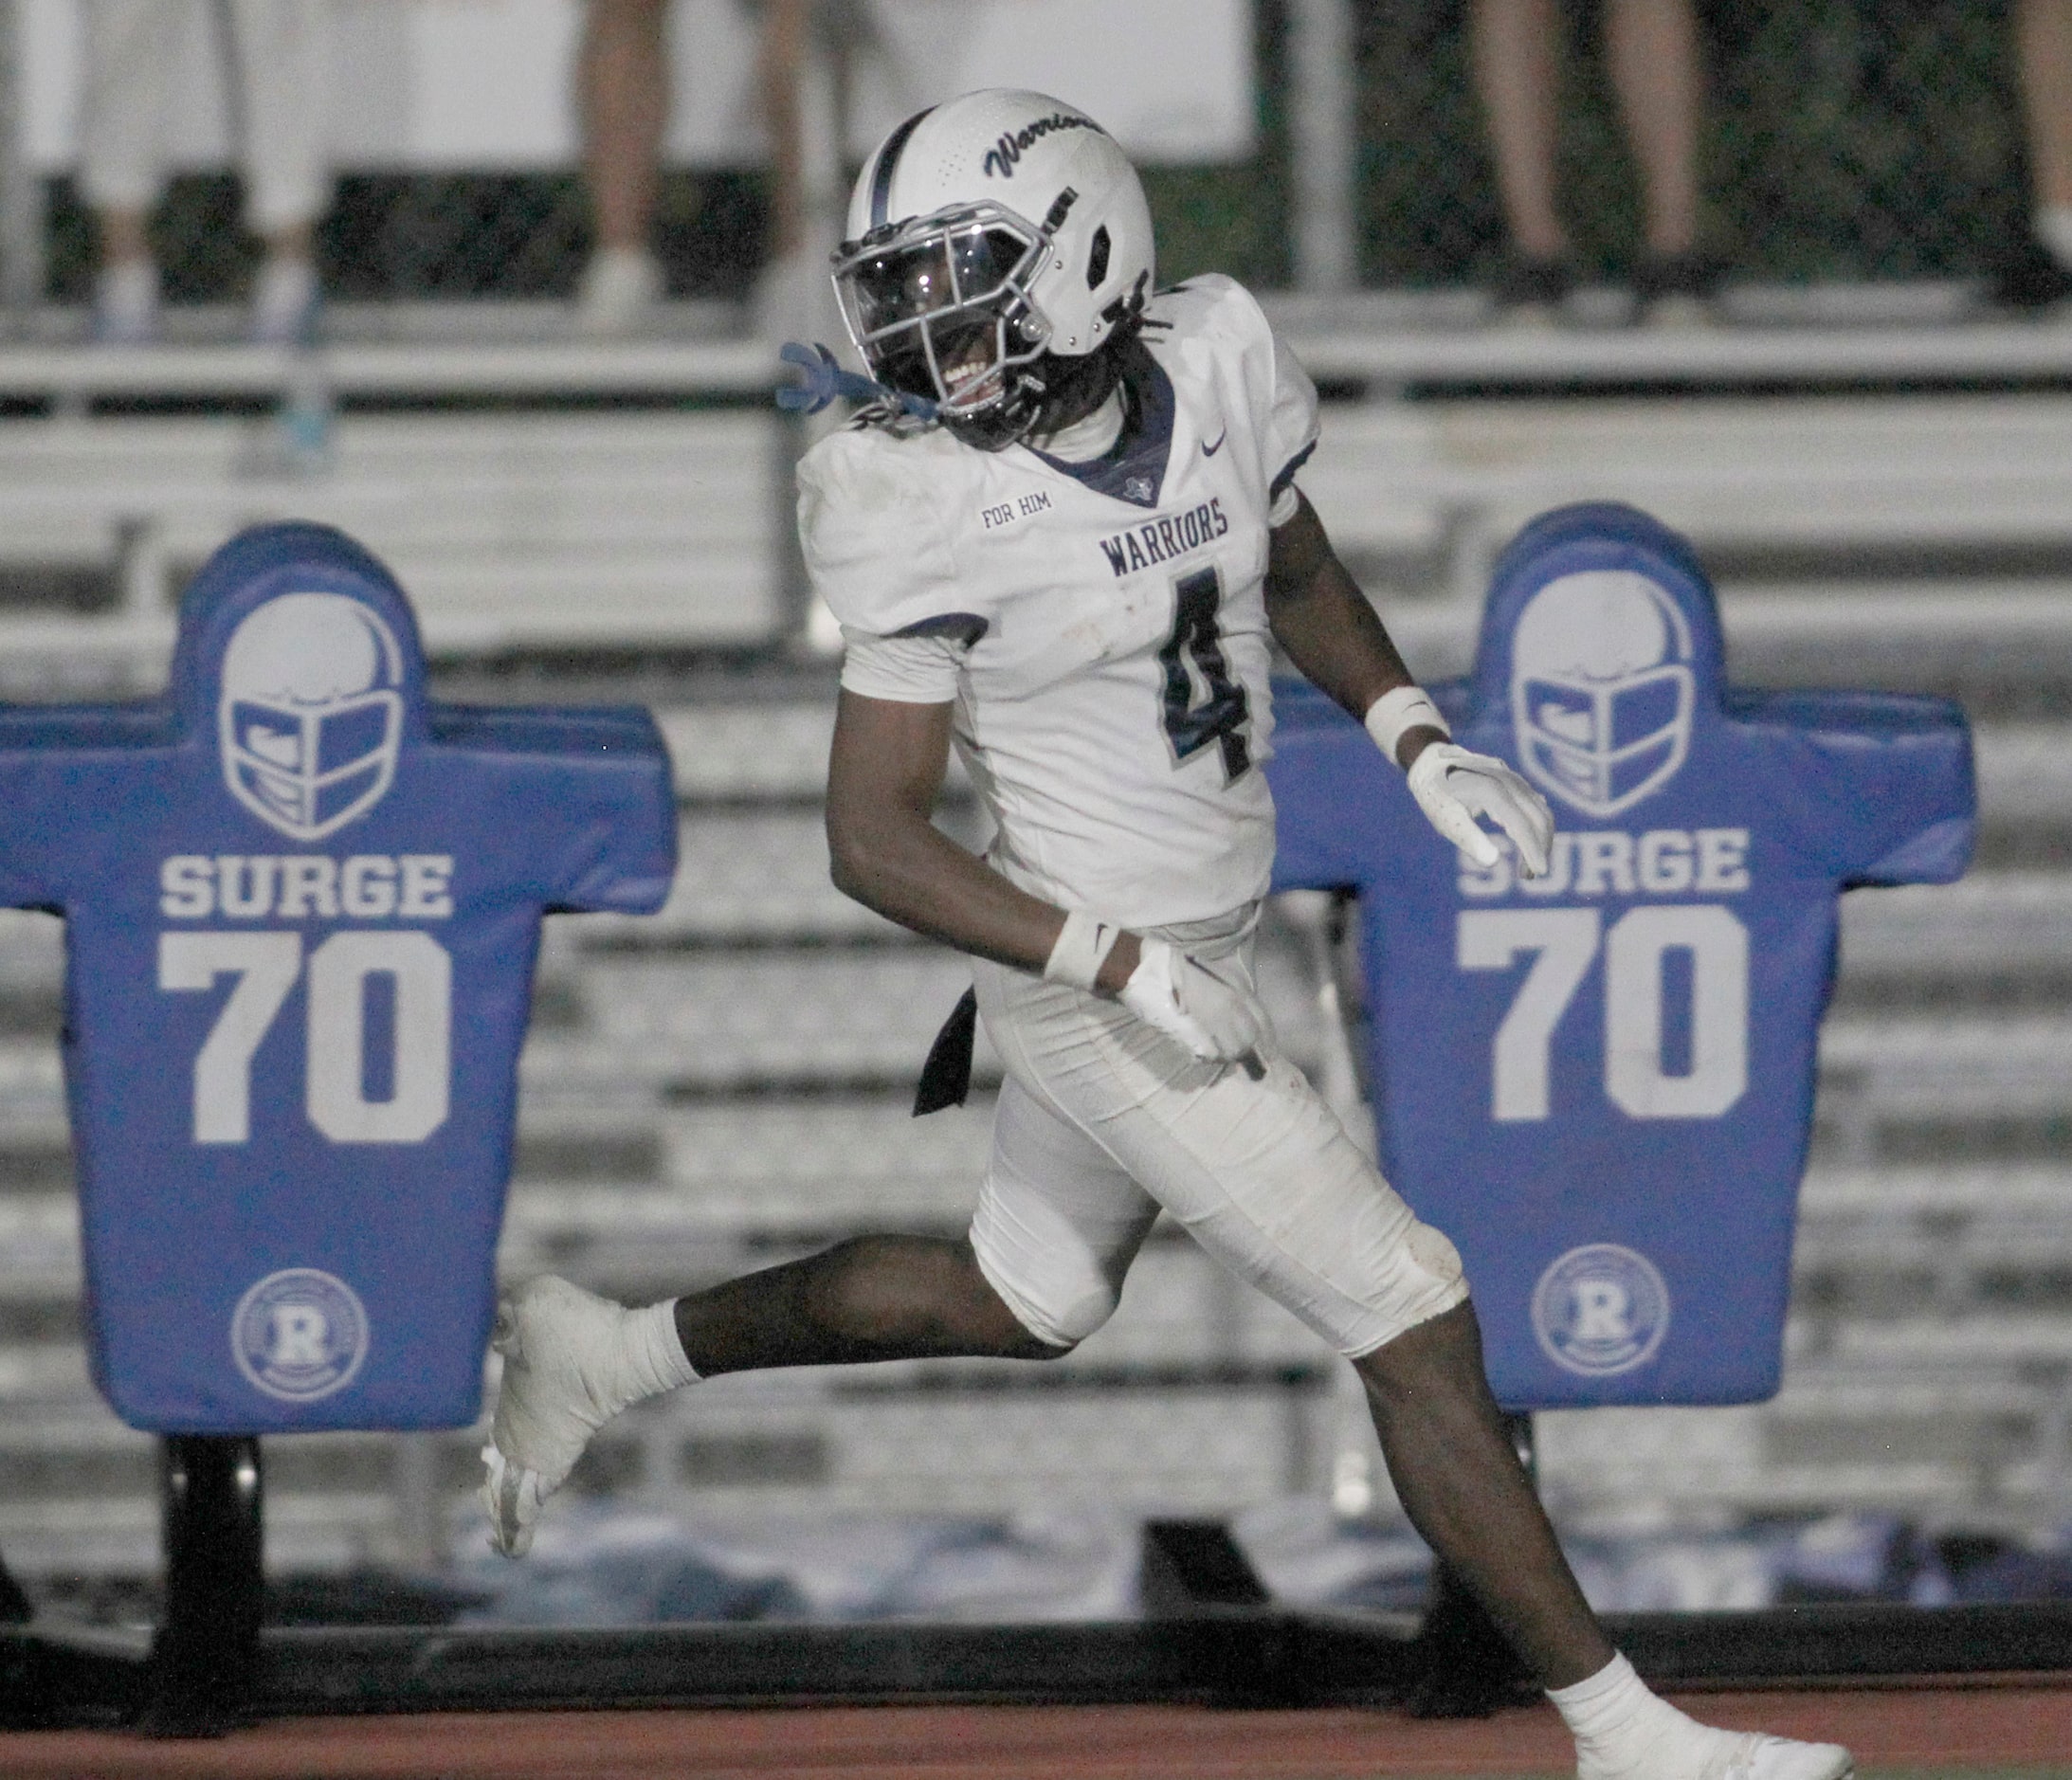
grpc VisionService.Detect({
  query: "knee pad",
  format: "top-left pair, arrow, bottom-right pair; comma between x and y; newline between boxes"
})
1350,1219 -> 1470,1357
1405,1221 -> 1466,1298
969,1208 -> 1121,1351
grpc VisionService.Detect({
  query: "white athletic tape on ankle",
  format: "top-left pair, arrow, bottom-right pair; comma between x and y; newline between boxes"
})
1365,686 -> 1450,764
625,1299 -> 700,1394
1044,909 -> 1122,992
1547,1650 -> 1661,1745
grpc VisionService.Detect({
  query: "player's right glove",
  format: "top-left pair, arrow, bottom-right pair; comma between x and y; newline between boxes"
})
1119,938 -> 1263,1063
1405,741 -> 1554,878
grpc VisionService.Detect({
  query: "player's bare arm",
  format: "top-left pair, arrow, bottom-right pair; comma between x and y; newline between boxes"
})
824,690 -> 1140,987
824,697 -> 1284,1070
1263,489 -> 1445,767
1267,489 -> 1556,877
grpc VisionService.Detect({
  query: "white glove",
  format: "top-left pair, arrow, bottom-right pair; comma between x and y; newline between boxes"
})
1119,938 -> 1263,1063
1406,742 -> 1554,877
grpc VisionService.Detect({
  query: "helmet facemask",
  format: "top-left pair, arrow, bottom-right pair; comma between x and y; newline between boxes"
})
1517,663 -> 1694,812
226,689 -> 402,839
834,202 -> 1064,450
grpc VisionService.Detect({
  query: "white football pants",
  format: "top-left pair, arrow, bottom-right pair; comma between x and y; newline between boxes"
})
968,912 -> 1468,1358
81,0 -> 331,234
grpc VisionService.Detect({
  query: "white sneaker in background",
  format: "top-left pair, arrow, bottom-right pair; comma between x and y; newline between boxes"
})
574,246 -> 663,336
481,1275 -> 696,1556
249,255 -> 320,346
91,259 -> 160,346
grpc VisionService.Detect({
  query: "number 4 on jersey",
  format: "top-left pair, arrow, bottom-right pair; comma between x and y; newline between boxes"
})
1158,566 -> 1251,782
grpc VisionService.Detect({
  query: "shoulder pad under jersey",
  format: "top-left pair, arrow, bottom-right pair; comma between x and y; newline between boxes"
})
796,420 -> 971,637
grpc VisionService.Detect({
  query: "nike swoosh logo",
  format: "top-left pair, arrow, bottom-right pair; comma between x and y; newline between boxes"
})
1202,429 -> 1227,457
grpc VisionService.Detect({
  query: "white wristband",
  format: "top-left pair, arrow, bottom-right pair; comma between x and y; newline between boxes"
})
1044,909 -> 1122,992
1365,685 -> 1450,765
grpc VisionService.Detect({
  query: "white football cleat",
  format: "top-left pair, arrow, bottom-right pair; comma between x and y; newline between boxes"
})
1584,1725 -> 1853,1780
1701,1733 -> 1853,1780
481,1276 -> 645,1557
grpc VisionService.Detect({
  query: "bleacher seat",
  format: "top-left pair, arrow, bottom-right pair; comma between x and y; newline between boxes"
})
0,411 -> 783,678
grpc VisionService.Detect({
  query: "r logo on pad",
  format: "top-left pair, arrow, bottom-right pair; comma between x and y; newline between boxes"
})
1532,1243 -> 1670,1378
232,1268 -> 369,1402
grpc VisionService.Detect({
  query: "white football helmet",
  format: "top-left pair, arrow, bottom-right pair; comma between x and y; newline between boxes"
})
831,89 -> 1154,447
1509,570 -> 1696,817
218,591 -> 405,841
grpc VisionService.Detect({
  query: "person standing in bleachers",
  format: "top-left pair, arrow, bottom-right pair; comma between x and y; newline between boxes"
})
573,0 -> 857,338
571,0 -> 675,335
80,0 -> 330,345
1999,0 -> 2072,308
1470,0 -> 1718,321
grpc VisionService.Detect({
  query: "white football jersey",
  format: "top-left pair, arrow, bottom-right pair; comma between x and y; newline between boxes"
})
799,275 -> 1320,929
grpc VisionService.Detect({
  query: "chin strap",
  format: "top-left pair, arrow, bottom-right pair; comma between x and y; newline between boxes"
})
1027,343 -> 1126,438
776,341 -> 938,422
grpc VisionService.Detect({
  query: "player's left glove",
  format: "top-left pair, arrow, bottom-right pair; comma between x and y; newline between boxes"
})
1120,938 -> 1263,1063
1405,742 -> 1554,877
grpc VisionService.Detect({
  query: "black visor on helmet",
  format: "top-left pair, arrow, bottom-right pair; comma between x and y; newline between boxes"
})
834,205 -> 1053,428
845,225 -> 1032,336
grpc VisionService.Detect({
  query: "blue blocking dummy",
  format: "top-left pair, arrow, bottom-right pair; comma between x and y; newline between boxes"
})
1269,503 -> 1974,1408
0,524 -> 675,1432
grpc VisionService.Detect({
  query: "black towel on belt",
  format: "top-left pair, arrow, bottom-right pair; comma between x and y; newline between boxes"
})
912,986 -> 978,1116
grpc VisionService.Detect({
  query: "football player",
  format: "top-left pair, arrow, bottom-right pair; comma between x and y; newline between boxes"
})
483,90 -> 1849,1780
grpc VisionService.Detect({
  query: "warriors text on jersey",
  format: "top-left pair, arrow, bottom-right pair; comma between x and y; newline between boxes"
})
799,275 -> 1320,930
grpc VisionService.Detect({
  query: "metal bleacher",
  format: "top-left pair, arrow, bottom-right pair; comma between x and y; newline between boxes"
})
0,310 -> 2068,1588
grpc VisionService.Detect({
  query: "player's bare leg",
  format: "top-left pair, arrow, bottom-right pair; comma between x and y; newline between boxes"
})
1359,1301 -> 1849,1780
482,1237 -> 1057,1553
1358,1301 -> 1609,1684
673,1235 -> 1062,1372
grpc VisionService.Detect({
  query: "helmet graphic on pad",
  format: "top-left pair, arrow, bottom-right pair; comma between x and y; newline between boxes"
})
1510,570 -> 1696,817
832,88 -> 1154,448
218,591 -> 404,841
